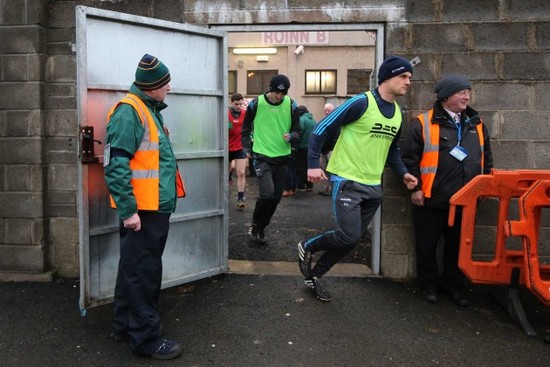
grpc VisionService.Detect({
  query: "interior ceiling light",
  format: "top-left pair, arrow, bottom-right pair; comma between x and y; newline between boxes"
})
233,47 -> 277,55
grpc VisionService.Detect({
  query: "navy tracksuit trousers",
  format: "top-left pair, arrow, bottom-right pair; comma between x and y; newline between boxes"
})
304,180 -> 382,277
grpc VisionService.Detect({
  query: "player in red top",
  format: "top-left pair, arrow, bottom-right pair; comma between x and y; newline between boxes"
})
228,93 -> 247,208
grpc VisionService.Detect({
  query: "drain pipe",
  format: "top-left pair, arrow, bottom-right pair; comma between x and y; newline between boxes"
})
371,207 -> 381,275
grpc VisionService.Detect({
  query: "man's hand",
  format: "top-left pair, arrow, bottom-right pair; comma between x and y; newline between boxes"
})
123,212 -> 141,232
402,173 -> 418,191
411,190 -> 425,206
307,168 -> 327,183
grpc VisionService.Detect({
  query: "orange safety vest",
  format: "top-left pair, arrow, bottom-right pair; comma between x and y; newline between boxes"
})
107,93 -> 185,210
418,110 -> 484,198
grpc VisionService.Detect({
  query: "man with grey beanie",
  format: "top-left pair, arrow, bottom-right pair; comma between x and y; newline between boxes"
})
402,74 -> 493,307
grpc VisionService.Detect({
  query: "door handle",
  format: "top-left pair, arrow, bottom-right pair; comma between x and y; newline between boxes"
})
81,126 -> 102,164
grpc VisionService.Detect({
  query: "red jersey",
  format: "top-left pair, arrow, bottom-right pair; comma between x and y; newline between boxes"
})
228,107 -> 245,152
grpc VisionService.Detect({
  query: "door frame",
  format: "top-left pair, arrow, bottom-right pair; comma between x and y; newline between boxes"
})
212,23 -> 385,275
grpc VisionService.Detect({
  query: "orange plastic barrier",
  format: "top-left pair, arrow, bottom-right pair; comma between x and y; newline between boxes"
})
449,169 -> 550,288
506,179 -> 550,305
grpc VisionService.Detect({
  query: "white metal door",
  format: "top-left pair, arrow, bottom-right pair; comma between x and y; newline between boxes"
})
76,6 -> 228,311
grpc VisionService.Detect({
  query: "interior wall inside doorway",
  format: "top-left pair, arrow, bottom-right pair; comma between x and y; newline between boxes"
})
228,30 -> 377,121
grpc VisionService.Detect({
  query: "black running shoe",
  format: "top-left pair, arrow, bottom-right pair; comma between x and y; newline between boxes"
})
298,241 -> 312,278
311,277 -> 331,302
247,226 -> 257,242
150,339 -> 182,360
247,225 -> 266,244
257,228 -> 266,244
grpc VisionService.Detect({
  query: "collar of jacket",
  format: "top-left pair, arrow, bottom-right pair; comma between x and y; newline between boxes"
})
129,83 -> 168,112
430,101 -> 480,126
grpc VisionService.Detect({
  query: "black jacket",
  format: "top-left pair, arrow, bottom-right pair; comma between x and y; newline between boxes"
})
402,101 -> 493,209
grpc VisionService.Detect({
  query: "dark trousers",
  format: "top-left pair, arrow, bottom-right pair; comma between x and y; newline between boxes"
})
284,151 -> 297,191
252,158 -> 287,229
112,211 -> 170,354
413,205 -> 464,291
305,180 -> 382,277
295,149 -> 312,190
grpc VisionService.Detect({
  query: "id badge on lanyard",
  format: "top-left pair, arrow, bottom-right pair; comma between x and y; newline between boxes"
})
450,145 -> 468,161
449,118 -> 468,161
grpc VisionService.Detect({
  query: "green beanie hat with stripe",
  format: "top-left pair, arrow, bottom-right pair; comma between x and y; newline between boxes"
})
134,54 -> 171,90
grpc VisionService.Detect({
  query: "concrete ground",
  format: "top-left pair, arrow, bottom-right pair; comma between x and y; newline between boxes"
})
1,176 -> 549,366
0,276 -> 549,366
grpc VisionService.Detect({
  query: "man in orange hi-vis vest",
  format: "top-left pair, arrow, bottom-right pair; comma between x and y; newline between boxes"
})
104,54 -> 185,360
402,75 -> 493,308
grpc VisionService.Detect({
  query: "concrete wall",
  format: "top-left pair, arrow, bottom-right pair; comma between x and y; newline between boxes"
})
0,0 -> 548,280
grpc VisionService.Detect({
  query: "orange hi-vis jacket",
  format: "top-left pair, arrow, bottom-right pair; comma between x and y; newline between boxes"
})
107,93 -> 185,210
418,109 -> 484,198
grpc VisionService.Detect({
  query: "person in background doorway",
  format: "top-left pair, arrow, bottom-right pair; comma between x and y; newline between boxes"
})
242,74 -> 301,244
282,143 -> 298,197
324,103 -> 335,116
402,74 -> 493,307
295,105 -> 316,191
319,103 -> 335,196
104,54 -> 185,360
298,56 -> 418,302
228,92 -> 247,209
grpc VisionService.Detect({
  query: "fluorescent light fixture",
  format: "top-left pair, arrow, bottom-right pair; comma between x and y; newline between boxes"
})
233,47 -> 277,55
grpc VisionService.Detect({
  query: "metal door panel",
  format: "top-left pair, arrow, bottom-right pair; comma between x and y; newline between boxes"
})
77,6 -> 228,311
165,95 -> 222,153
85,19 -> 222,92
162,217 -> 226,285
173,158 -> 223,216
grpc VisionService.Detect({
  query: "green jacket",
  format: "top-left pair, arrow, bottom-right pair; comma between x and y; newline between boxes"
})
297,112 -> 316,150
104,84 -> 178,219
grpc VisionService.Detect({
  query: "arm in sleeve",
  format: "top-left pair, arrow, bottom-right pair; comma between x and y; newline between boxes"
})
400,117 -> 424,187
241,98 -> 257,155
386,128 -> 408,178
307,93 -> 369,169
289,99 -> 302,148
481,123 -> 493,174
103,106 -> 143,219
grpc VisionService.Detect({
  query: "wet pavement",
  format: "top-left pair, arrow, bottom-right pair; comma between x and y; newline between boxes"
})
1,176 -> 550,366
228,176 -> 372,265
1,276 -> 549,366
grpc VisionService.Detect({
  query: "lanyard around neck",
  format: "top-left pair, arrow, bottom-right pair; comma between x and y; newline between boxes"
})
448,114 -> 463,145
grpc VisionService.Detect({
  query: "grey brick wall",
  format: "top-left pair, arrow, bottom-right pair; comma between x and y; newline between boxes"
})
0,0 -> 549,280
0,0 -> 48,275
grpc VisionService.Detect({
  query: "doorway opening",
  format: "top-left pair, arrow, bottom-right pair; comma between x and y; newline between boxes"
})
213,24 -> 385,275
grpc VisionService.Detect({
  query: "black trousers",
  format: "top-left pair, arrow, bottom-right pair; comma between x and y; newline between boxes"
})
305,180 -> 382,277
112,211 -> 170,354
413,205 -> 464,290
295,149 -> 313,190
252,158 -> 287,229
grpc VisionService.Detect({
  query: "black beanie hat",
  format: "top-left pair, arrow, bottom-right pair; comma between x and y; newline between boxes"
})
134,54 -> 171,91
434,74 -> 471,100
269,74 -> 291,93
377,56 -> 413,85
